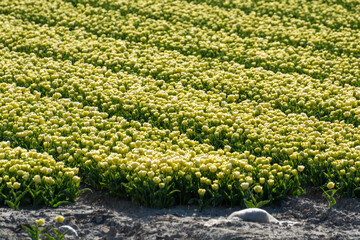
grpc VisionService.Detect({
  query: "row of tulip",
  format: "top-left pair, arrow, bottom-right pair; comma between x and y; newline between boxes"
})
182,0 -> 360,29
0,141 -> 80,209
1,0 -> 360,208
2,46 -> 360,199
2,46 -> 360,166
1,0 -> 360,87
64,0 -> 360,49
1,16 -> 360,129
0,82 -> 303,207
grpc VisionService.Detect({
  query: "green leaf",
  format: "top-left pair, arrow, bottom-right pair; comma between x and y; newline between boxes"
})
79,188 -> 92,195
244,200 -> 256,208
52,200 -> 70,208
15,189 -> 29,204
322,189 -> 337,208
43,233 -> 56,240
5,200 -> 16,210
57,230 -> 70,240
255,200 -> 270,208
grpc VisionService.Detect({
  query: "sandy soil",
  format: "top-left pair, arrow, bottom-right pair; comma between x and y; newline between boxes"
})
0,187 -> 360,240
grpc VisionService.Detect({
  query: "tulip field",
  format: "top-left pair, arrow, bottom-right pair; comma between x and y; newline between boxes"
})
1,0 -> 360,209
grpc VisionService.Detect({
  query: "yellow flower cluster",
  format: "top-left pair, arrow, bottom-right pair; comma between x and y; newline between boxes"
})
0,141 -> 80,208
0,81 -> 303,206
1,0 -> 360,90
0,0 -> 359,208
1,10 -> 360,127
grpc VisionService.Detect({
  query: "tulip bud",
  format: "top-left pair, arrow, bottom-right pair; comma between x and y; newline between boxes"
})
327,182 -> 335,189
36,219 -> 45,226
55,215 -> 65,223
198,188 -> 206,197
259,177 -> 265,184
241,182 -> 249,190
254,185 -> 263,193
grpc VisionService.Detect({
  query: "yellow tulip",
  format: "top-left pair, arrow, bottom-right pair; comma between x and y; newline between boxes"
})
55,215 -> 65,223
327,182 -> 335,189
198,188 -> 206,197
36,218 -> 45,226
254,185 -> 263,193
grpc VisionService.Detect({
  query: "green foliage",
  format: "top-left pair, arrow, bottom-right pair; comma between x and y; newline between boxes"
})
322,189 -> 338,208
22,220 -> 69,240
22,223 -> 48,240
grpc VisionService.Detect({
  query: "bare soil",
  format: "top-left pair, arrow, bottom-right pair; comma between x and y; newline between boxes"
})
1,187 -> 360,239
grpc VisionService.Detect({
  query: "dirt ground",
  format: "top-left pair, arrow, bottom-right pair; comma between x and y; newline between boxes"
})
0,187 -> 360,240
